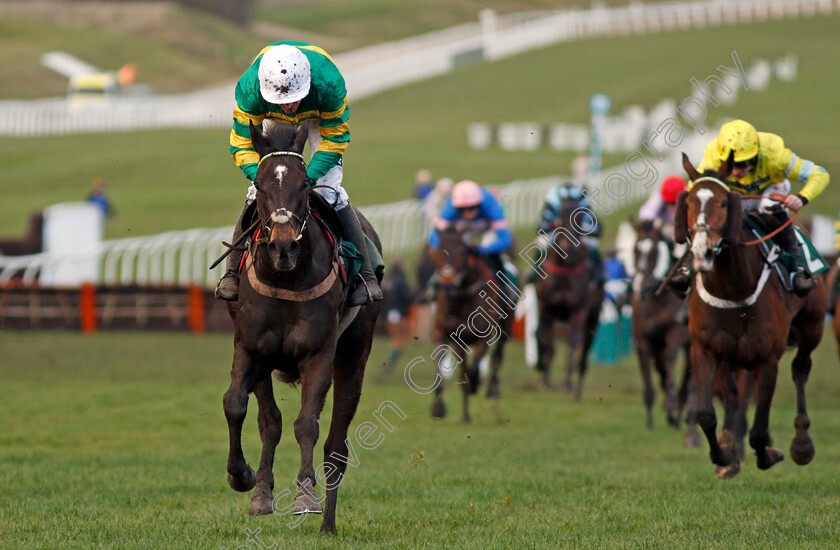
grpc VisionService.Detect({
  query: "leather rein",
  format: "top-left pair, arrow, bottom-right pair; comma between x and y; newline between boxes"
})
688,176 -> 798,248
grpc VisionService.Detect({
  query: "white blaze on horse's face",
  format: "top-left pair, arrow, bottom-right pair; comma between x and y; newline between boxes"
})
273,165 -> 287,189
691,188 -> 715,272
636,238 -> 653,273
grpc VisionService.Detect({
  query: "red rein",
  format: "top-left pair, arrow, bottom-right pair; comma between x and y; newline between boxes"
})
741,193 -> 799,246
543,261 -> 586,276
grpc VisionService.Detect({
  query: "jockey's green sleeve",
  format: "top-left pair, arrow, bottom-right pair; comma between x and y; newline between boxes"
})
697,131 -> 829,202
229,41 -> 350,182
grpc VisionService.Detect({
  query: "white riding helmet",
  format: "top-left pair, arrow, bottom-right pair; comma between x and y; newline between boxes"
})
258,45 -> 311,104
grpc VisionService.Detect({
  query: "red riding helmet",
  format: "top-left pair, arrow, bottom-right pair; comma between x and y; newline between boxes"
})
660,175 -> 687,204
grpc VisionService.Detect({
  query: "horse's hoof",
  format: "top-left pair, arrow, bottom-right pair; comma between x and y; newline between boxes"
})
683,429 -> 703,448
293,489 -> 323,515
227,466 -> 256,493
715,461 -> 740,479
757,447 -> 785,470
666,411 -> 681,429
431,400 -> 446,419
249,492 -> 274,516
320,522 -> 336,535
791,436 -> 815,465
486,386 -> 499,400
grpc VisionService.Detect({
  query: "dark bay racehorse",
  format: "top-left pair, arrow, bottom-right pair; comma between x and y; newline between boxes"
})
428,225 -> 516,423
630,219 -> 699,446
533,201 -> 603,399
826,261 -> 840,360
222,122 -> 381,534
674,152 -> 825,478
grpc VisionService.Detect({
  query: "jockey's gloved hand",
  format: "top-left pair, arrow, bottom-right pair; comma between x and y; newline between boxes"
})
305,177 -> 317,188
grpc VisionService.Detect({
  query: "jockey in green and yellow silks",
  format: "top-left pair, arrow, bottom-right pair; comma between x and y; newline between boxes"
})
217,42 -> 382,306
692,119 -> 830,296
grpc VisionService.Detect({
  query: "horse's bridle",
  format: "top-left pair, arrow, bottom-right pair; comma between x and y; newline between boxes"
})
687,176 -> 731,257
254,151 -> 311,246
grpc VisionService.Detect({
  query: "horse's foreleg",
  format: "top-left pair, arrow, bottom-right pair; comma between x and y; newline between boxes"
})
293,353 -> 335,515
680,351 -> 702,448
486,327 -> 509,400
320,342 -> 368,535
635,339 -> 656,429
535,312 -> 555,390
789,299 -> 823,466
691,345 -> 732,473
249,375 -> 282,516
749,360 -> 784,470
659,330 -> 682,428
223,346 -> 258,493
430,373 -> 447,419
574,306 -> 600,401
714,363 -> 741,478
733,370 -> 752,461
790,347 -> 817,465
459,346 -> 478,423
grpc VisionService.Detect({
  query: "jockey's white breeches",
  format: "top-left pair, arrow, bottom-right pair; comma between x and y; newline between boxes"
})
743,180 -> 790,213
245,119 -> 349,209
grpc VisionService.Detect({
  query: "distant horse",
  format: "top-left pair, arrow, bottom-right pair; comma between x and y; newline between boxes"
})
533,201 -> 603,399
826,261 -> 840,360
222,122 -> 381,534
674,152 -> 825,478
428,225 -> 516,423
630,219 -> 700,447
0,212 -> 43,256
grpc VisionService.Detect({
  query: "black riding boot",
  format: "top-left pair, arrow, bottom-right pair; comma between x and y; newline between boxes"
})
667,252 -> 693,298
770,208 -> 814,296
337,206 -> 383,306
214,200 -> 253,301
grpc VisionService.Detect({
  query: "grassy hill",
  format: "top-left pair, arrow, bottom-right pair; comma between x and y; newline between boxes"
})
0,5 -> 838,247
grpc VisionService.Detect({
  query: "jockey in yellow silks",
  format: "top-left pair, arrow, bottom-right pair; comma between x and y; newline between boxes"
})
691,119 -> 830,296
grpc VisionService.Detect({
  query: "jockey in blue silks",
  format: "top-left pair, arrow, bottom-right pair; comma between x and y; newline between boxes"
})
526,182 -> 604,285
428,180 -> 519,292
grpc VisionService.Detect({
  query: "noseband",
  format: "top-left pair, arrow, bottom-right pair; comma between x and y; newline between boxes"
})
688,176 -> 731,256
255,151 -> 310,245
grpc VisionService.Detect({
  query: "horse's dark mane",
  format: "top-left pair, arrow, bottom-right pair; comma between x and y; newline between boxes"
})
261,122 -> 300,152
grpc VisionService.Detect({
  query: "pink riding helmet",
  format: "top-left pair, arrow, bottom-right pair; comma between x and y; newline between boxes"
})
451,180 -> 482,208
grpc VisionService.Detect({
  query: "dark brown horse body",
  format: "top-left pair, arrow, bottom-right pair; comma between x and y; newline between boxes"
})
675,153 -> 825,478
429,226 -> 515,423
533,204 -> 603,399
630,220 -> 699,446
222,123 -> 380,534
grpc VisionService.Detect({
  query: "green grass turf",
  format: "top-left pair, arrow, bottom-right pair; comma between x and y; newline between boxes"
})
1,13 -> 838,248
1,329 -> 840,548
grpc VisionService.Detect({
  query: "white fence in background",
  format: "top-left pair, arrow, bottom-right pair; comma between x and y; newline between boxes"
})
0,173 -> 584,288
0,0 -> 836,136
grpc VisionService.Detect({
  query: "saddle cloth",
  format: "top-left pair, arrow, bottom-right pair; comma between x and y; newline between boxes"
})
743,215 -> 829,292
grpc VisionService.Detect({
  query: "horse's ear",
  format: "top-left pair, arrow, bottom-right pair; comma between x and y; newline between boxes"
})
718,150 -> 735,181
673,190 -> 689,244
250,122 -> 270,157
723,191 -> 743,244
681,152 -> 700,182
292,124 -> 308,154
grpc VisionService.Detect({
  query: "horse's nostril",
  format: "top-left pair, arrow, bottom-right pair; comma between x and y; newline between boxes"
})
268,241 -> 279,256
289,240 -> 300,256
